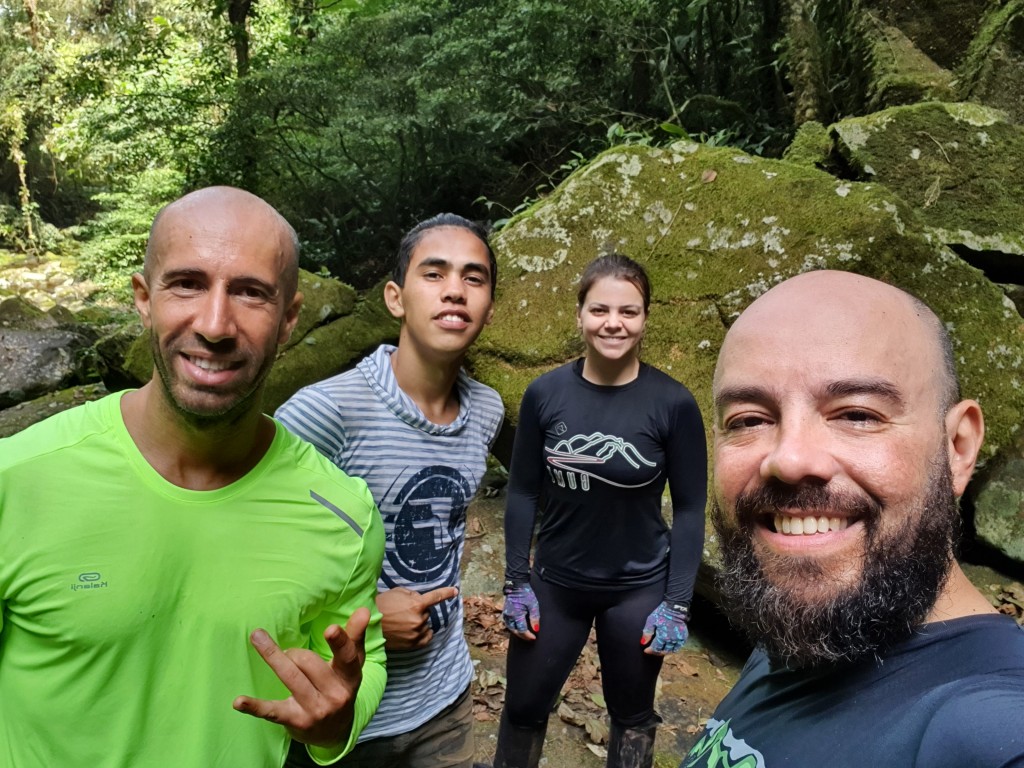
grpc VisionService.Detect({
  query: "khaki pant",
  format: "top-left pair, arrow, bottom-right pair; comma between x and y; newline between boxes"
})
285,684 -> 475,768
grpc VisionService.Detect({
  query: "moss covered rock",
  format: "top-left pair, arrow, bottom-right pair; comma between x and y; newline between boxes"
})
263,281 -> 399,413
0,383 -> 108,439
474,139 -> 1024,571
973,455 -> 1024,562
831,102 -> 1024,257
782,120 -> 832,168
861,0 -> 990,70
478,141 -> 1024,456
283,269 -> 358,353
957,0 -> 1024,125
865,23 -> 956,111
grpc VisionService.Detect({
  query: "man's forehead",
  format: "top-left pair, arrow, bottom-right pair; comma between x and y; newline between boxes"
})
714,271 -> 939,395
411,228 -> 491,272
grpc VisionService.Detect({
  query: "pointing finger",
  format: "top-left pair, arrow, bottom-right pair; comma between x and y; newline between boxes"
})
417,587 -> 459,609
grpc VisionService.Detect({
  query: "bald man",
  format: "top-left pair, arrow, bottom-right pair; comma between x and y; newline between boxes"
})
0,187 -> 386,767
682,270 -> 1024,768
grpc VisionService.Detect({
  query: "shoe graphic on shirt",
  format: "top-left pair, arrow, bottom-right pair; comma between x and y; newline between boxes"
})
545,432 -> 660,489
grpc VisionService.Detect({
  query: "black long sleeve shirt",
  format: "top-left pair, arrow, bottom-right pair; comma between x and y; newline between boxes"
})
504,359 -> 708,605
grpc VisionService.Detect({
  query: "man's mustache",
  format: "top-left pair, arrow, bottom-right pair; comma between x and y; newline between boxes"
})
732,481 -> 881,528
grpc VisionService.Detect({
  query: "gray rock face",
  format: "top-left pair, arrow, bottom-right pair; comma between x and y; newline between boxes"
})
0,298 -> 99,409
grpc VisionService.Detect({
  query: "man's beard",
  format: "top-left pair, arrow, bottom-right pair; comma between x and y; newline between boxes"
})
150,334 -> 274,429
712,454 -> 959,669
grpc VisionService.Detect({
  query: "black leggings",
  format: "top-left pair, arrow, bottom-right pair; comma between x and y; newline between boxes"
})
502,575 -> 665,729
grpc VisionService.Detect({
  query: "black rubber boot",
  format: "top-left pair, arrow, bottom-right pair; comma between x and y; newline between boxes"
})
605,717 -> 659,768
491,711 -> 547,768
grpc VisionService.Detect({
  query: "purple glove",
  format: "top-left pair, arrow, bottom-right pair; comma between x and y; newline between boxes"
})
502,582 -> 540,636
641,601 -> 690,654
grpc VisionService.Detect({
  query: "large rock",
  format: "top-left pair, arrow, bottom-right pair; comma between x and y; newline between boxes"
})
0,383 -> 108,438
0,297 -> 101,408
831,102 -> 1024,264
263,280 -> 399,413
282,270 -> 358,353
972,454 -> 1024,563
862,0 -> 990,70
957,0 -> 1024,126
470,140 -> 1024,577
866,23 -> 956,111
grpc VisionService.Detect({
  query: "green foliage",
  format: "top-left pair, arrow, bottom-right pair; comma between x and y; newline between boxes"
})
74,168 -> 185,301
0,0 -> 817,292
197,0 -> 796,287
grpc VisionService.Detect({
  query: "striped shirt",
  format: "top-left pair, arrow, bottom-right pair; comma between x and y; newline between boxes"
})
276,344 -> 504,740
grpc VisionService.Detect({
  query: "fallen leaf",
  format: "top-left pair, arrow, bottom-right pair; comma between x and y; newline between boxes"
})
701,169 -> 718,183
558,702 -> 587,727
585,717 -> 609,744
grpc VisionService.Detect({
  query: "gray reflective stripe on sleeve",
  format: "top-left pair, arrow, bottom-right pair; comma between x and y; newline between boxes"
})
310,490 -> 364,537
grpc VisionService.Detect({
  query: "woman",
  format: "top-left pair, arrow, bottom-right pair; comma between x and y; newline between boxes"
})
495,254 -> 707,768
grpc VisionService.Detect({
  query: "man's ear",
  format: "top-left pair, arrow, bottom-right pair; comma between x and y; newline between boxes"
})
278,292 -> 303,345
383,280 -> 405,320
945,399 -> 985,497
132,273 -> 152,329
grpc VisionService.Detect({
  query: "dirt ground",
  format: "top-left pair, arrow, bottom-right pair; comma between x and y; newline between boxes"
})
459,495 -> 745,767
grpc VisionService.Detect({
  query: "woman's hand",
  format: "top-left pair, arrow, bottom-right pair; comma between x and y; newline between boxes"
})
502,582 -> 541,641
641,601 -> 690,655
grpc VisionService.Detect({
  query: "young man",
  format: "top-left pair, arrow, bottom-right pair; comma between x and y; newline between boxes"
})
277,213 -> 504,768
0,187 -> 387,767
682,270 -> 1024,768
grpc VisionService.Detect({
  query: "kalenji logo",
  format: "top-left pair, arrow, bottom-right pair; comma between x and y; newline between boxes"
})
71,572 -> 108,591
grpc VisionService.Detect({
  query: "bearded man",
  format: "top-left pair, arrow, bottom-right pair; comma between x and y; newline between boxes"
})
682,270 -> 1024,768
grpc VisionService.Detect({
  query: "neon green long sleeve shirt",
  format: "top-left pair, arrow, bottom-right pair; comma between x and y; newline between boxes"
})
0,393 -> 386,767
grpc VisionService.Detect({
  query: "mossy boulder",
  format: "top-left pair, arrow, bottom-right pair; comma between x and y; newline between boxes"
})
831,102 -> 1024,258
0,383 -> 108,439
263,281 -> 399,413
282,270 -> 358,353
866,23 -> 956,111
957,0 -> 1024,125
973,454 -> 1024,563
782,120 -> 832,168
471,140 -> 1024,572
862,0 -> 990,70
476,141 -> 1024,459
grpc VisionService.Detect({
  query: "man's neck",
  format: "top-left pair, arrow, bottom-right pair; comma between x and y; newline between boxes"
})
120,384 -> 275,491
389,341 -> 464,426
925,561 -> 999,623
